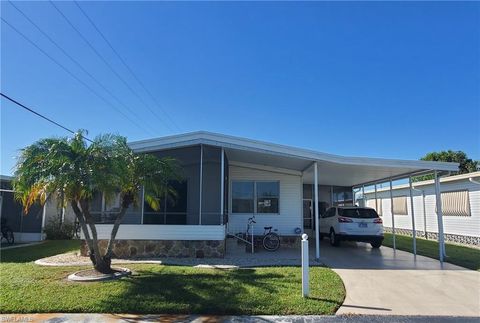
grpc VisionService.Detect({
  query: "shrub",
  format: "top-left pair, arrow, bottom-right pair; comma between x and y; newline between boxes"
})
44,218 -> 75,240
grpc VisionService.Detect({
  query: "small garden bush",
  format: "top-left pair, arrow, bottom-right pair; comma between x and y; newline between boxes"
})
43,218 -> 75,240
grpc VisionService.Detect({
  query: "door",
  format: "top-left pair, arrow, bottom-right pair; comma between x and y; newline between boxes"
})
303,199 -> 314,235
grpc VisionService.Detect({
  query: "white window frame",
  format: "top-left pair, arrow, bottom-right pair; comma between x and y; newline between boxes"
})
231,180 -> 280,214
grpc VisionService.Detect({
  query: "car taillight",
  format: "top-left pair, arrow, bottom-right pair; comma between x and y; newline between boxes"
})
374,218 -> 383,224
338,217 -> 353,223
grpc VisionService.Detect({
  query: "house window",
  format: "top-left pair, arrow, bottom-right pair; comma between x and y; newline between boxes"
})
143,180 -> 188,224
366,198 -> 382,216
256,182 -> 279,214
232,181 -> 280,214
393,196 -> 408,215
440,190 -> 471,217
232,181 -> 254,213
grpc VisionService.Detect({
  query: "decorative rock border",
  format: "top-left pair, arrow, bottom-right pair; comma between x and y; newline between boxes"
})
67,267 -> 132,282
383,227 -> 480,248
35,255 -> 163,267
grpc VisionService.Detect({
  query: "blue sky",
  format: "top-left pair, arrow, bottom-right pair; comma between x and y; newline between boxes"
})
1,1 -> 479,175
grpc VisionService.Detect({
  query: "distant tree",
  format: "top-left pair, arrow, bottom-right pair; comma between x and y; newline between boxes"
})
421,150 -> 478,173
413,150 -> 478,182
13,131 -> 181,274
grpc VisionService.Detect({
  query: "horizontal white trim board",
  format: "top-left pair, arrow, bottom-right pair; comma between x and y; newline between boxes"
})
13,232 -> 43,242
84,224 -> 226,240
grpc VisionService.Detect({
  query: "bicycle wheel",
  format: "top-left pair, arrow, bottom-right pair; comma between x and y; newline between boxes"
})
6,229 -> 14,245
263,233 -> 280,251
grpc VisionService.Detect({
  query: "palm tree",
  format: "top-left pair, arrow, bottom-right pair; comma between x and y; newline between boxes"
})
13,131 -> 180,274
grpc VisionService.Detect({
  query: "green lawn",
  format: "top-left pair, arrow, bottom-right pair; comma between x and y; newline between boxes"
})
0,241 -> 345,315
0,240 -> 81,263
383,233 -> 480,271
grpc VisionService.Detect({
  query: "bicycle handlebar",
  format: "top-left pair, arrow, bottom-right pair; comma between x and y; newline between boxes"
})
248,216 -> 256,224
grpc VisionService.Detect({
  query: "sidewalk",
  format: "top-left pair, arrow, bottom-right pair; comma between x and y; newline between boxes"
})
2,313 -> 478,323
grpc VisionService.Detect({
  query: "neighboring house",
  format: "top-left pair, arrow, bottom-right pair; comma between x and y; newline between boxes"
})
84,131 -> 459,258
0,175 -> 43,242
362,172 -> 480,247
0,176 -> 76,243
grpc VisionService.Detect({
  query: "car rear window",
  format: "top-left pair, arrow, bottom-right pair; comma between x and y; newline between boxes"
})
338,208 -> 379,218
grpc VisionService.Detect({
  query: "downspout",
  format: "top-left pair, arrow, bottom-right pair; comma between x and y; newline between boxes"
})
199,144 -> 203,225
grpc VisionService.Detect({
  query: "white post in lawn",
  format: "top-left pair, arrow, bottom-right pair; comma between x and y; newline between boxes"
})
301,233 -> 309,297
220,148 -> 224,225
434,170 -> 445,263
389,179 -> 396,250
314,162 -> 320,260
408,176 -> 417,256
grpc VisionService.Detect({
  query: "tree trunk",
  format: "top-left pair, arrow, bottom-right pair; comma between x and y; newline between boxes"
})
80,200 -> 113,274
71,201 -> 94,255
104,205 -> 128,259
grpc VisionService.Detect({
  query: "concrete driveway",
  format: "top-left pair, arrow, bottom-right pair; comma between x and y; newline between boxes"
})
318,240 -> 480,316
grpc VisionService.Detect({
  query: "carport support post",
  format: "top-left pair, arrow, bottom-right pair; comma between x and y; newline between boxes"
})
220,148 -> 224,225
408,176 -> 417,256
389,179 -> 396,250
199,144 -> 203,225
374,183 -> 378,211
434,170 -> 445,263
362,185 -> 365,207
314,162 -> 320,260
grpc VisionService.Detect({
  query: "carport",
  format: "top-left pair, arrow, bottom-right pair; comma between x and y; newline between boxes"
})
300,159 -> 457,263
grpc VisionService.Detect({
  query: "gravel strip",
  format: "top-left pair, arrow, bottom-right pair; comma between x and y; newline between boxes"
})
35,251 -> 323,268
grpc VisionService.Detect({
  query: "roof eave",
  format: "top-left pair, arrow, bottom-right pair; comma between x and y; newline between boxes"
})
128,131 -> 459,172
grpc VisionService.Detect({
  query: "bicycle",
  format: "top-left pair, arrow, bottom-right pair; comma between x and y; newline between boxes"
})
246,216 -> 281,252
1,218 -> 15,245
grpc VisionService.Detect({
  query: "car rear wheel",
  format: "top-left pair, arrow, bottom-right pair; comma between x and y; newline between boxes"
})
371,240 -> 382,248
329,229 -> 340,247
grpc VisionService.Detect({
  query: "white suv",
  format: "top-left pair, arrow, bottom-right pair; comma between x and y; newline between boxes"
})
319,206 -> 384,248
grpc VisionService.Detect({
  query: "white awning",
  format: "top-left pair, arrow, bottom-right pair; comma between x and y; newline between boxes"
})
130,131 -> 459,187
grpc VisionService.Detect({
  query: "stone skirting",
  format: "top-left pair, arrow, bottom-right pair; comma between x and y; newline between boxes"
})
383,227 -> 480,248
81,239 -> 225,258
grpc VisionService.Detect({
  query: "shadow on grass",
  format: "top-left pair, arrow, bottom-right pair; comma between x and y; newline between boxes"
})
96,267 -> 342,315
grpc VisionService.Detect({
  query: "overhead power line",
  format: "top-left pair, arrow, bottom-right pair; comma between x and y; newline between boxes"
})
7,0 -> 157,136
50,1 -> 176,132
1,17 -> 152,135
73,0 -> 181,132
0,92 -> 93,142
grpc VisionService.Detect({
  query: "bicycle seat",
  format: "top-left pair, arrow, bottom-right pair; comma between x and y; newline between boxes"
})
264,226 -> 272,230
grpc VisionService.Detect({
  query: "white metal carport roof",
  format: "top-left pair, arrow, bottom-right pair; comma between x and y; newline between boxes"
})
129,131 -> 459,187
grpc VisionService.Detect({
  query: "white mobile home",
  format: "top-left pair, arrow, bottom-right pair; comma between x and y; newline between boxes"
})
362,172 -> 480,247
82,131 -> 459,259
